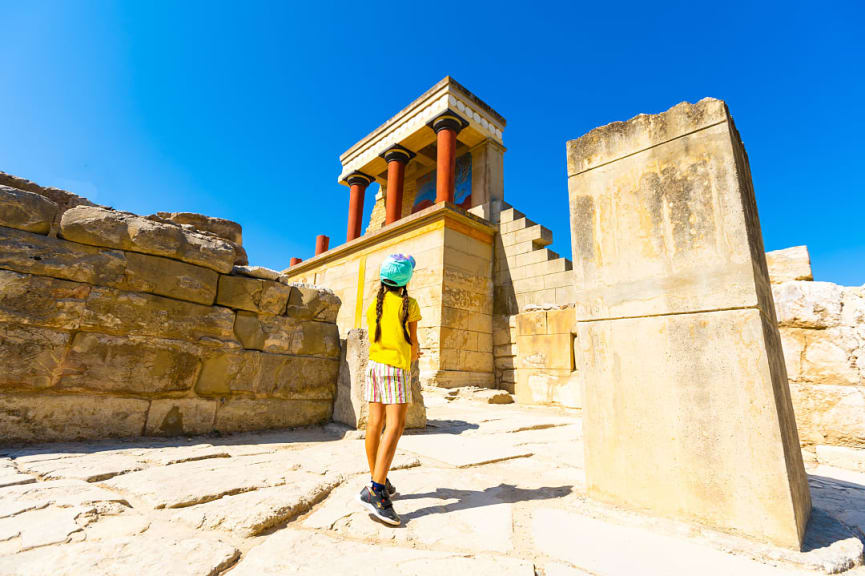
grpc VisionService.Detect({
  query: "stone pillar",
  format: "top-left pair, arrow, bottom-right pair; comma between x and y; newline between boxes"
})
469,139 -> 506,223
289,257 -> 302,266
381,145 -> 415,225
315,235 -> 329,256
345,172 -> 372,242
429,111 -> 468,204
567,98 -> 810,549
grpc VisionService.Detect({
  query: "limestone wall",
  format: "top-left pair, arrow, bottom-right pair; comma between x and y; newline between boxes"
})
0,176 -> 340,444
768,246 -> 865,469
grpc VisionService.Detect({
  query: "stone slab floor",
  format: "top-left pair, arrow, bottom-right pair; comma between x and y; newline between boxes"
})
1,390 -> 864,576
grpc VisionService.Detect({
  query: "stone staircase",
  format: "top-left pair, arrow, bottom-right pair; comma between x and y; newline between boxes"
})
495,205 -> 575,312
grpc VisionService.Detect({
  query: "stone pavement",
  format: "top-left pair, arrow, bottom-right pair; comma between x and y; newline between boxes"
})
1,390 -> 863,575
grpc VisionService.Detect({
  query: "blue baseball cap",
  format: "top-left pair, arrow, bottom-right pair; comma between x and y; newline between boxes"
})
380,254 -> 416,287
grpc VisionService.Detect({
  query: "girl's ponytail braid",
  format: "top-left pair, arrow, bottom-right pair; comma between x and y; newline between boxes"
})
400,287 -> 412,344
374,283 -> 386,342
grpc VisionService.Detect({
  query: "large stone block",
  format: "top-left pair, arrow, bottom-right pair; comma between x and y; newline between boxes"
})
60,206 -> 236,273
515,368 -> 581,408
0,270 -> 90,329
258,354 -> 338,400
216,274 -> 291,314
145,398 -> 218,436
213,398 -> 332,433
790,382 -> 865,447
154,211 -> 242,245
123,252 -> 218,305
0,323 -> 71,389
196,349 -> 261,396
773,281 -> 843,329
577,308 -> 810,548
81,286 -> 237,344
282,284 -> 341,322
0,186 -> 58,235
234,312 -> 339,357
0,225 -> 127,286
0,394 -> 149,442
567,99 -> 772,321
59,332 -> 201,394
766,245 -> 813,284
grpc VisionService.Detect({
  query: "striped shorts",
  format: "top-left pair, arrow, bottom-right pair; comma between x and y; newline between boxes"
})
365,360 -> 412,404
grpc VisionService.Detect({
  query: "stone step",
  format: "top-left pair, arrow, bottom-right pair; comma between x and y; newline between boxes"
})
500,217 -> 537,234
499,206 -> 525,224
515,248 -> 559,268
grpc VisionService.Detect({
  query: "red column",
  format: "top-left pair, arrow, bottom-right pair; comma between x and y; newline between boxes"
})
289,257 -> 302,266
344,172 -> 372,242
315,235 -> 329,255
430,112 -> 467,204
381,145 -> 415,225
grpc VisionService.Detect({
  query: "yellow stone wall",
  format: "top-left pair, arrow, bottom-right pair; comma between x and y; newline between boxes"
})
284,203 -> 495,388
514,307 -> 581,408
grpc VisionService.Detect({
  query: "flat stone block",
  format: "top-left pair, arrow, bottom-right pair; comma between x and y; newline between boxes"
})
516,333 -> 573,370
567,107 -> 769,321
60,205 -> 236,273
214,398 -> 332,433
234,312 -> 339,357
577,308 -> 810,548
195,349 -> 260,396
59,332 -> 201,394
0,225 -> 127,286
773,281 -> 843,329
216,274 -> 291,314
789,382 -> 865,447
0,185 -> 58,234
0,270 -> 90,329
546,307 -> 576,334
516,310 -> 546,335
0,394 -> 148,443
145,398 -> 217,436
81,286 -> 237,344
123,252 -> 218,305
0,323 -> 71,389
515,368 -> 582,408
767,245 -> 813,284
258,353 -> 338,400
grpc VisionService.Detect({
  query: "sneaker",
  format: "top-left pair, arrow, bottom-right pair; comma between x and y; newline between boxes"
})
357,486 -> 401,526
386,478 -> 397,498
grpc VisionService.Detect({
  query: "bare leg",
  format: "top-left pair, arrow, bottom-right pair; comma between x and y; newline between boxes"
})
365,403 -> 385,477
372,403 -> 408,484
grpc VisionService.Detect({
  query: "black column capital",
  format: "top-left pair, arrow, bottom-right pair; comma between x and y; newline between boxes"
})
427,109 -> 469,134
380,144 -> 416,164
343,171 -> 374,187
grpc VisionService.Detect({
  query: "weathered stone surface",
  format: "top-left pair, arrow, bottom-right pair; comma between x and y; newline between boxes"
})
195,349 -> 260,396
234,311 -> 339,356
144,399 -> 217,436
0,270 -> 90,329
214,398 -> 331,433
216,274 -> 291,314
233,265 -> 280,280
81,286 -> 237,344
258,354 -> 338,399
0,185 -> 58,234
801,327 -> 861,386
816,445 -> 865,472
842,286 -> 865,327
171,472 -> 341,536
767,246 -> 813,284
0,225 -> 127,286
0,394 -> 148,443
398,432 -> 533,468
0,459 -> 35,489
15,452 -> 144,482
0,505 -> 86,552
774,281 -> 844,329
59,332 -> 201,394
60,206 -> 236,273
567,99 -> 773,322
790,383 -> 865,447
155,211 -> 242,244
577,308 -> 810,549
123,252 -> 218,305
229,529 -> 534,576
0,533 -> 239,576
282,283 -> 341,322
103,452 -> 302,508
0,478 -> 129,517
0,323 -> 70,389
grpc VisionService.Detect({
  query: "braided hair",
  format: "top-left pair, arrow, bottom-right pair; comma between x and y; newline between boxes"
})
374,282 -> 413,344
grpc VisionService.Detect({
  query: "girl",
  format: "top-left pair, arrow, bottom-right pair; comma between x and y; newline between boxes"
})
357,254 -> 422,526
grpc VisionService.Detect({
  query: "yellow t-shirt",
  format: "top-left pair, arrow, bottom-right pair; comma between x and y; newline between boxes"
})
366,291 -> 422,371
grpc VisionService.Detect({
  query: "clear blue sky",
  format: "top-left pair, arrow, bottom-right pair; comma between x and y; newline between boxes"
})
2,1 -> 863,285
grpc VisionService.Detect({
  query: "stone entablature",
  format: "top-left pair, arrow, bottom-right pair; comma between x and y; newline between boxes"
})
0,180 -> 341,444
337,77 -> 505,185
283,202 -> 496,389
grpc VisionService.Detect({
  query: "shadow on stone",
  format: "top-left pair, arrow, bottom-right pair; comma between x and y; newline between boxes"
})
399,483 -> 573,524
404,419 -> 480,435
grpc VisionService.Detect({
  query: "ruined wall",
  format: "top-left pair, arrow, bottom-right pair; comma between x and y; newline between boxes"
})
768,246 -> 865,470
0,175 -> 340,443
